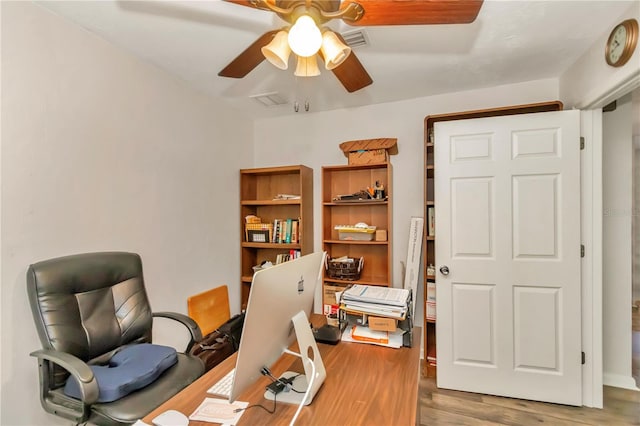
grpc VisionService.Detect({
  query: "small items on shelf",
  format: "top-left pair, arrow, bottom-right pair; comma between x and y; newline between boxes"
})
334,223 -> 377,241
245,223 -> 273,243
326,256 -> 364,281
332,181 -> 388,202
252,250 -> 302,274
273,194 -> 300,200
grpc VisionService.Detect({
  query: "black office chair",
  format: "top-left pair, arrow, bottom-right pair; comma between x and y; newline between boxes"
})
27,252 -> 205,425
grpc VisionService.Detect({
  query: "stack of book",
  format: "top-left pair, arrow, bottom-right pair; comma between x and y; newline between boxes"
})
272,218 -> 300,244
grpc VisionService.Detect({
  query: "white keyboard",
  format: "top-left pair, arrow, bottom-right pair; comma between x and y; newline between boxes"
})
207,368 -> 235,398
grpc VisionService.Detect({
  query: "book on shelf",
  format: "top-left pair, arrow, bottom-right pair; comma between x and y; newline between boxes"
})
291,219 -> 299,244
426,281 -> 436,301
426,300 -> 436,320
272,219 -> 280,243
427,207 -> 435,237
285,218 -> 292,243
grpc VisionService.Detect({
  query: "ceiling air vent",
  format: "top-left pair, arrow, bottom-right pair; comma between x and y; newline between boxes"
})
340,29 -> 369,48
250,92 -> 288,107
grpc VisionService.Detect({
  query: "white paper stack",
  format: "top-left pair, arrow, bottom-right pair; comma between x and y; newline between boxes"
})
341,285 -> 410,319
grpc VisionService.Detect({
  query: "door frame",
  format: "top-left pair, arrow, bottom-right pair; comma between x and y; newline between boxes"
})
580,109 -> 603,408
579,70 -> 640,408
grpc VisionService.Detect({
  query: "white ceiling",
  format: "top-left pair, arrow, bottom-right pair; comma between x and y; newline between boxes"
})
36,0 -> 637,119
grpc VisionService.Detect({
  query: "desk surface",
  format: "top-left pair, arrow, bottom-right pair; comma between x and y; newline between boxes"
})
144,316 -> 421,425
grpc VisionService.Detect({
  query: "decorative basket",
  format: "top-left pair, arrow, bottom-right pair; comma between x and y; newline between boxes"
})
326,256 -> 364,281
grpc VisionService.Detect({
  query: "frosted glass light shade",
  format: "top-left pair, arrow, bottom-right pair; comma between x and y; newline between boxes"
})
294,55 -> 320,77
320,30 -> 351,70
261,30 -> 291,70
288,15 -> 322,57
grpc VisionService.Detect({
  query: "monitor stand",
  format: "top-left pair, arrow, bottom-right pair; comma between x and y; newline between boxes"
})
264,310 -> 327,406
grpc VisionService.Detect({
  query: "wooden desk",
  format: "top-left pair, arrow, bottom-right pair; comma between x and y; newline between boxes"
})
144,319 -> 421,425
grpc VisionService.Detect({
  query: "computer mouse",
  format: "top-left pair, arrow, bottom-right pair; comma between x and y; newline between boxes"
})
151,410 -> 189,426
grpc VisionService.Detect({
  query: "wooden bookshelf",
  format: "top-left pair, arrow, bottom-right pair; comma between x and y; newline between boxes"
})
239,165 -> 313,310
321,163 -> 393,311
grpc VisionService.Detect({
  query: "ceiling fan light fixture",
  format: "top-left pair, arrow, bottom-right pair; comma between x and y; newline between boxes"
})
320,30 -> 352,70
261,30 -> 291,70
288,15 -> 322,57
294,54 -> 320,77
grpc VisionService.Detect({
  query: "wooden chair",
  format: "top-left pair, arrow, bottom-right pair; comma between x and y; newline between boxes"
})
187,285 -> 231,336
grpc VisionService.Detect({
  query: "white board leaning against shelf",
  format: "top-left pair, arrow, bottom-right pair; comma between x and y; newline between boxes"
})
403,217 -> 423,318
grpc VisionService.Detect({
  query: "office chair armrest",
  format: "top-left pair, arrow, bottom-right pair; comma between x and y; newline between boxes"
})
30,349 -> 99,404
153,311 -> 203,346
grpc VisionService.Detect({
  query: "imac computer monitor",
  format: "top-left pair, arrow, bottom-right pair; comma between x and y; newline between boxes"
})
229,251 -> 327,406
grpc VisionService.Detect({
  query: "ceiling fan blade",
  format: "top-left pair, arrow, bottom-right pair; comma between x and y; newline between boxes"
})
223,0 -> 274,11
331,49 -> 372,93
344,0 -> 484,26
218,30 -> 279,78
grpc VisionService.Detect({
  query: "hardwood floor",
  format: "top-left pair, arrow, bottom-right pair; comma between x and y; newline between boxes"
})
419,378 -> 640,425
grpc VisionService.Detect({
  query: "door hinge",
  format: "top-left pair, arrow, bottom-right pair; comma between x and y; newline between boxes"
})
580,137 -> 585,150
581,244 -> 585,258
582,351 -> 586,365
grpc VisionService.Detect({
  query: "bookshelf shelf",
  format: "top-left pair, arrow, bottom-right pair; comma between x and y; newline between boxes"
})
322,239 -> 389,246
239,165 -> 313,310
241,199 -> 301,206
241,242 -> 302,249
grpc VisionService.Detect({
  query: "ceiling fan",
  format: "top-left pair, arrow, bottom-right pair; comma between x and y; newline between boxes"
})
219,0 -> 484,93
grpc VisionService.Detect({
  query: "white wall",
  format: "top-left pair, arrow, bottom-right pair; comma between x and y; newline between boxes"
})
253,78 -> 560,320
602,94 -> 636,390
1,2 -> 252,425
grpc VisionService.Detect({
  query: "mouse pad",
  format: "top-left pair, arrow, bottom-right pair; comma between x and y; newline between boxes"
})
313,324 -> 342,345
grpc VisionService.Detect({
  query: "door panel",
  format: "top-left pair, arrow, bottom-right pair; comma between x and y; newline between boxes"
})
513,174 -> 558,258
452,178 -> 493,257
452,283 -> 496,365
435,110 -> 582,405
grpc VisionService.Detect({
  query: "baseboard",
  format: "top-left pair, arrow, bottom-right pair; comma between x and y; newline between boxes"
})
603,372 -> 640,391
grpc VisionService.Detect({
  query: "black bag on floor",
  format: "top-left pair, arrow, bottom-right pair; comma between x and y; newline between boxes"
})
217,313 -> 245,351
189,313 -> 245,372
189,330 -> 234,372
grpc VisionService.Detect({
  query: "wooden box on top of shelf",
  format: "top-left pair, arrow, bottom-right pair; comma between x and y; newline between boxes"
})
239,165 -> 313,310
321,163 -> 393,310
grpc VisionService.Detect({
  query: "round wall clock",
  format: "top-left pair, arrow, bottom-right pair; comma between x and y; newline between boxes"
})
605,18 -> 638,67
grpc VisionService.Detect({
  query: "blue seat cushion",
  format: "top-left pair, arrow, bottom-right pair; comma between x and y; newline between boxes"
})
64,343 -> 178,403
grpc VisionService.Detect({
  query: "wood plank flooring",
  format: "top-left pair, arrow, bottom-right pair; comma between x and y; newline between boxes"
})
419,378 -> 640,425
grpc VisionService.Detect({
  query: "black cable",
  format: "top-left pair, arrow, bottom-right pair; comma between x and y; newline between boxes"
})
280,374 -> 304,394
233,391 -> 277,414
261,366 -> 302,392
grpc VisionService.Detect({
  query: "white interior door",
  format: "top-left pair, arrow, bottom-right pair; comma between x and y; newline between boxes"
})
435,110 -> 582,405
